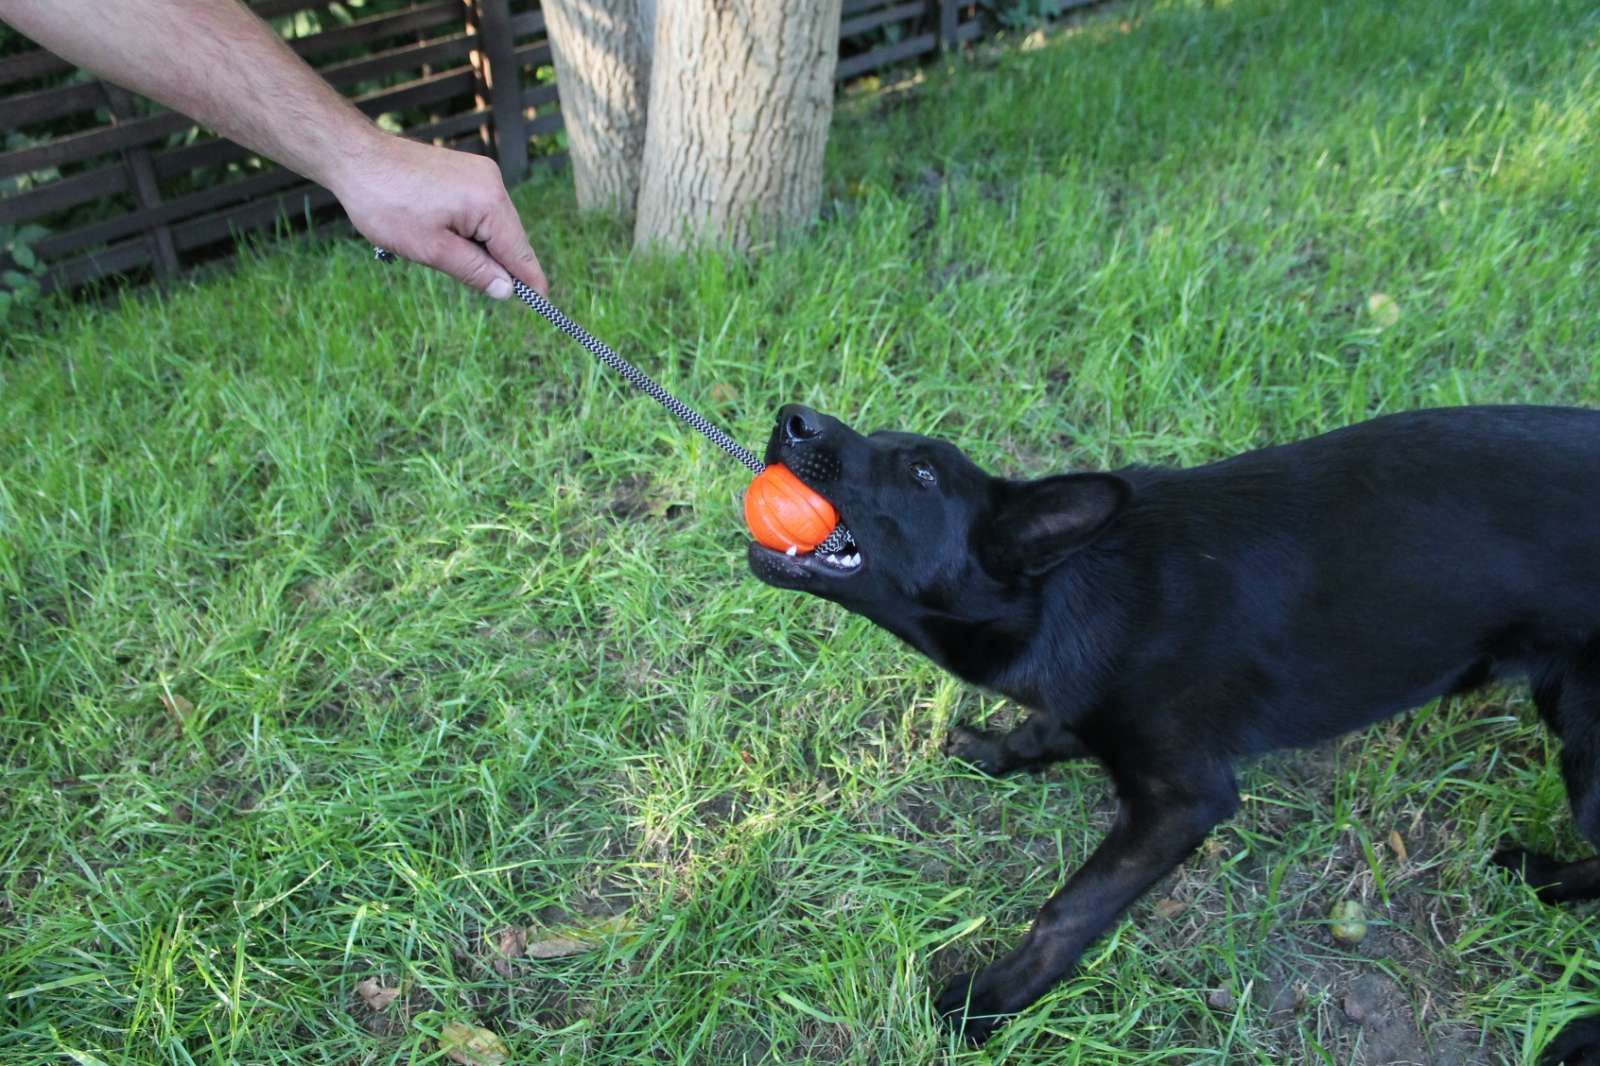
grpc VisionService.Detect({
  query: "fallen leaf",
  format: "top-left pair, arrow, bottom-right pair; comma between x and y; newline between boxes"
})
1367,292 -> 1401,328
440,1021 -> 510,1066
355,977 -> 399,1011
160,692 -> 195,721
1153,898 -> 1186,920
524,934 -> 588,959
1388,829 -> 1408,863
492,926 -> 527,976
524,914 -> 639,959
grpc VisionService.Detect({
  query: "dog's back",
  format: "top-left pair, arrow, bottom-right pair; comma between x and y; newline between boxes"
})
1094,406 -> 1600,749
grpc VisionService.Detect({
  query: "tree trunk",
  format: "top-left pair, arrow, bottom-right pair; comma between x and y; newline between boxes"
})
633,0 -> 843,252
543,0 -> 654,214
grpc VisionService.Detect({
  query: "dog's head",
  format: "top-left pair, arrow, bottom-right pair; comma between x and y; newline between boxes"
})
747,406 -> 1129,678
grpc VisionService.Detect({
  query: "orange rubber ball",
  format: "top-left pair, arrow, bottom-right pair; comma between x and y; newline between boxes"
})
744,463 -> 837,553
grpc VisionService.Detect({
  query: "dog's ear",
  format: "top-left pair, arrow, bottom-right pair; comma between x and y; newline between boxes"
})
981,473 -> 1130,577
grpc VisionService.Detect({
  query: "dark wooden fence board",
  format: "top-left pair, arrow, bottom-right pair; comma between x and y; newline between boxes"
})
3,0 -> 1075,295
841,1 -> 927,38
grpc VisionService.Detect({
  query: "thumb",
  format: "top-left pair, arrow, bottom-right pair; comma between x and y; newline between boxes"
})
478,198 -> 549,297
425,234 -> 516,299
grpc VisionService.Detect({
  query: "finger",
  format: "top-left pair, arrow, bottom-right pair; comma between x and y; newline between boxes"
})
478,196 -> 548,297
425,233 -> 514,299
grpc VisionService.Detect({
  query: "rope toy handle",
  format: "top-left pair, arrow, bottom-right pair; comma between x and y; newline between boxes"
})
371,246 -> 852,556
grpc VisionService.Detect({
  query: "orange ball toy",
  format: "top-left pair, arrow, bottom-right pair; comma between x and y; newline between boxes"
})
744,464 -> 837,553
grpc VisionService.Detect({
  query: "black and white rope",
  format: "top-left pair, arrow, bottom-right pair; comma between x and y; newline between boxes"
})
373,246 -> 853,556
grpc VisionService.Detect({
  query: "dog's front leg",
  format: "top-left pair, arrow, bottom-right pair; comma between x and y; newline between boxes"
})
936,764 -> 1238,1044
944,713 -> 1091,776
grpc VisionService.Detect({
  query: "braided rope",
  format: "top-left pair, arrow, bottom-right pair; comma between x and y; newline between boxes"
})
374,247 -> 854,556
507,280 -> 765,475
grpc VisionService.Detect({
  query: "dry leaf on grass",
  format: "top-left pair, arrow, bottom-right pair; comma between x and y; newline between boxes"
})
524,934 -> 588,959
1153,898 -> 1186,920
440,1021 -> 510,1066
519,915 -> 639,960
1388,829 -> 1408,863
491,926 -> 527,976
355,977 -> 399,1011
159,692 -> 195,721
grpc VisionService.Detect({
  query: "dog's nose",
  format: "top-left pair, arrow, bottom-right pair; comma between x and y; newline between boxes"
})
780,405 -> 823,445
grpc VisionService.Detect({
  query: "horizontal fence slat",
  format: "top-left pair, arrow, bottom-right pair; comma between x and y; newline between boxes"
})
0,49 -> 74,89
526,111 -> 563,138
249,0 -> 333,20
351,66 -> 477,114
519,83 -> 562,109
39,237 -> 152,294
170,183 -> 341,253
512,41 -> 555,70
404,107 -> 492,142
34,167 -> 306,261
841,0 -> 927,39
0,80 -> 105,129
0,164 -> 127,225
507,8 -> 548,36
288,2 -> 462,62
835,31 -> 938,80
841,0 -> 894,16
0,111 -> 191,179
316,31 -> 475,88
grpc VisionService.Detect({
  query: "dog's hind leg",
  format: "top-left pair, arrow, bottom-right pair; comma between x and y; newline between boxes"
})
1494,641 -> 1600,903
1490,642 -> 1600,1066
1542,1019 -> 1600,1066
944,713 -> 1092,776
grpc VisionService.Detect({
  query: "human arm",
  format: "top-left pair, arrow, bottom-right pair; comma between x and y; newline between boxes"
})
0,0 -> 546,296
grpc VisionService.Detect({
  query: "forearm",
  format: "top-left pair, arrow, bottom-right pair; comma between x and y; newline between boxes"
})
0,0 -> 381,195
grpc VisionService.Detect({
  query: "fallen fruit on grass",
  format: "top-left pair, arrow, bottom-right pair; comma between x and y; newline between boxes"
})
1328,899 -> 1367,943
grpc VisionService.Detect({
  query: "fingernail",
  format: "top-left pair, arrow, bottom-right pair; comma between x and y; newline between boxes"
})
486,277 -> 512,300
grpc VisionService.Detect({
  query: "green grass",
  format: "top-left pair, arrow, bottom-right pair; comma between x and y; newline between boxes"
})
3,0 -> 1599,1061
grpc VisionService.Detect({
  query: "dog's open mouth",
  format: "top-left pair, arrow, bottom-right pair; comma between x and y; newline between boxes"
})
747,496 -> 864,583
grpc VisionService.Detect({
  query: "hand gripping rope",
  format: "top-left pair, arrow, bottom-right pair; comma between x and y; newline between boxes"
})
374,246 -> 853,556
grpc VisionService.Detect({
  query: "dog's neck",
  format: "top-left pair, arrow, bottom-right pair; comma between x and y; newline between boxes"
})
870,555 -> 1129,720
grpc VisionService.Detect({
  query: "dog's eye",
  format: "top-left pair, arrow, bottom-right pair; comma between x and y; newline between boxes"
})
911,461 -> 937,485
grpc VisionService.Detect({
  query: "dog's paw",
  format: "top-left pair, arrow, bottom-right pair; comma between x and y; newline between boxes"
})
943,725 -> 1007,776
1492,844 -> 1568,902
1542,1017 -> 1600,1066
934,971 -> 1006,1045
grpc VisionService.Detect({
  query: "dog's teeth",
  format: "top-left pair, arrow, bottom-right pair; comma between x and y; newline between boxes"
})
786,545 -> 798,557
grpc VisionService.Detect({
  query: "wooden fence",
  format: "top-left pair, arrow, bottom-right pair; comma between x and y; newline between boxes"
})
0,0 -> 1090,296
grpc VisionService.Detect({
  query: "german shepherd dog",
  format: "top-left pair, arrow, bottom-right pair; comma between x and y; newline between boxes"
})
747,404 -> 1600,1062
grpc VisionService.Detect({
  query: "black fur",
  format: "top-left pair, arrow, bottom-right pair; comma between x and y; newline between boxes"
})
748,403 -> 1600,1060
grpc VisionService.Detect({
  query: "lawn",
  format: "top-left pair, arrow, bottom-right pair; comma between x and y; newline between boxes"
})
3,0 -> 1598,1062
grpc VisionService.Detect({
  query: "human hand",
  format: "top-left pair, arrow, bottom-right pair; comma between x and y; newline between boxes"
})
331,133 -> 547,298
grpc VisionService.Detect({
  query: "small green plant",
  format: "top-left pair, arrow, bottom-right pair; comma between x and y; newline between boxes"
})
0,223 -> 49,322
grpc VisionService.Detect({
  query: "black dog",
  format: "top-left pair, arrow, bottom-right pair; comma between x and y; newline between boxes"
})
747,403 -> 1600,1062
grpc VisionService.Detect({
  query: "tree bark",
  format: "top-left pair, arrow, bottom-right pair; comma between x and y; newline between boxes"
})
543,0 -> 654,214
633,0 -> 843,252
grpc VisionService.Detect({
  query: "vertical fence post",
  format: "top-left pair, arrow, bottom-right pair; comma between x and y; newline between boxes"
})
464,0 -> 528,185
101,83 -> 180,280
938,0 -> 960,51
